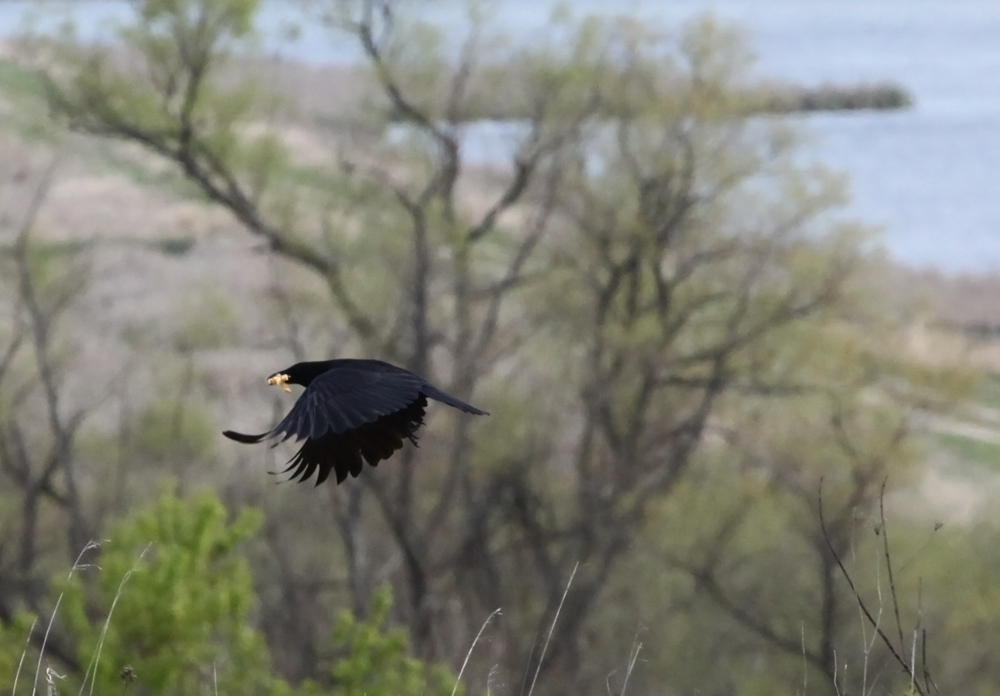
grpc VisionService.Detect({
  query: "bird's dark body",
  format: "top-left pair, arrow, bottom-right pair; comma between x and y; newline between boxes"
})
223,359 -> 487,486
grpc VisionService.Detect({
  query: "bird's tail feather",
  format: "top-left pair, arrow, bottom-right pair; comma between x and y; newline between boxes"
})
421,385 -> 489,415
222,429 -> 270,444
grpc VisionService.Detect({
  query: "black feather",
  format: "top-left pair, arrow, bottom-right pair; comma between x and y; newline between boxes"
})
223,360 -> 486,486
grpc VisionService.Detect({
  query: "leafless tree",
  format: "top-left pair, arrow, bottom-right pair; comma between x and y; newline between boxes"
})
0,160 -> 94,673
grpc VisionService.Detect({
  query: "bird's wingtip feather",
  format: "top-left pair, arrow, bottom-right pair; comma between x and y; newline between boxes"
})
420,384 -> 489,416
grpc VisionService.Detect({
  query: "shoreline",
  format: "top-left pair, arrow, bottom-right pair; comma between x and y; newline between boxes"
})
0,36 -> 912,118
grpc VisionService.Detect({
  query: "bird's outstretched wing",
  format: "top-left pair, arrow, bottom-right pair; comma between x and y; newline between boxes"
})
273,366 -> 425,442
223,365 -> 424,446
278,395 -> 427,485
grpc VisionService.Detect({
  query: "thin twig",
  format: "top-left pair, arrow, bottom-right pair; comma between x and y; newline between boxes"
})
878,478 -> 905,655
860,536 -> 884,696
922,628 -> 937,694
817,479 -> 924,695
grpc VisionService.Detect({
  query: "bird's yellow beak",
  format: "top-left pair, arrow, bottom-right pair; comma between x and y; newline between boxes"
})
268,373 -> 292,393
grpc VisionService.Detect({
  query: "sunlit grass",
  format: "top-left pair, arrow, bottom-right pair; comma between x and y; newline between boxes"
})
975,372 -> 1000,411
0,58 -> 42,100
936,432 -> 1000,472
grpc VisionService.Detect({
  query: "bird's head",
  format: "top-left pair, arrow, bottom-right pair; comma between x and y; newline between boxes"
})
267,361 -> 336,391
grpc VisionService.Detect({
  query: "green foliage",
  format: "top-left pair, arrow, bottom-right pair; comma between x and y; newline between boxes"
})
0,490 -> 462,696
0,613 -> 38,690
0,58 -> 44,101
132,0 -> 258,39
918,519 -> 1000,692
6,234 -> 90,320
54,488 -> 288,696
40,0 -> 288,201
936,432 -> 1000,471
0,57 -> 56,139
974,371 -> 1000,410
303,585 -> 457,696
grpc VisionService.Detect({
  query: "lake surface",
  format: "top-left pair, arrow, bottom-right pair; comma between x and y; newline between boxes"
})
2,0 -> 998,273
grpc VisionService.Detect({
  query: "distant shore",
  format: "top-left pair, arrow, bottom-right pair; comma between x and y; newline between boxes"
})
381,72 -> 914,123
749,80 -> 912,114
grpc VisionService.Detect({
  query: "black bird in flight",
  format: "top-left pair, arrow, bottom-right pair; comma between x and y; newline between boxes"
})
223,359 -> 487,486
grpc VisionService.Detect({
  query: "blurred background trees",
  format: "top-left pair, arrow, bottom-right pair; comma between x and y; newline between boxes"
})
0,0 -> 992,694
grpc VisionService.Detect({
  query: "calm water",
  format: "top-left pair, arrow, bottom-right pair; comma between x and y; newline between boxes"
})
2,0 -> 998,272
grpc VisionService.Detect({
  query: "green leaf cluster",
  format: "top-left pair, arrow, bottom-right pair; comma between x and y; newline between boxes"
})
0,490 -> 454,696
300,584 -> 457,696
54,488 -> 281,696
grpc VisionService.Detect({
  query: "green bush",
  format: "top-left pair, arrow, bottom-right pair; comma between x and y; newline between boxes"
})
55,488 -> 286,696
1,489 -> 456,696
311,584 -> 457,696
